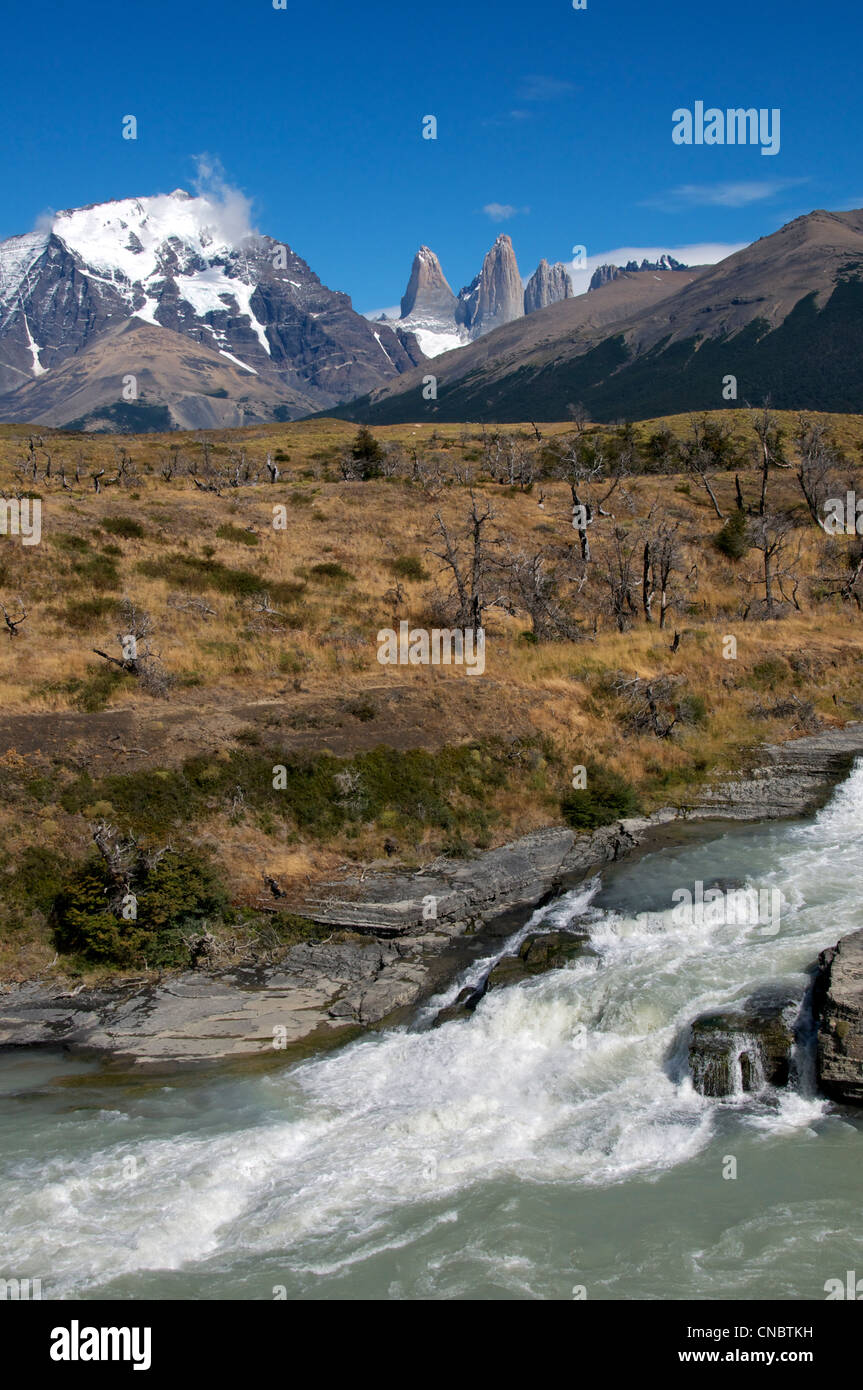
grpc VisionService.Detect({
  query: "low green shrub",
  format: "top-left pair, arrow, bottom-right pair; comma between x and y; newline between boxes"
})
103,516 -> 145,539
560,760 -> 641,830
388,555 -> 429,581
51,846 -> 228,967
216,523 -> 259,546
714,509 -> 749,560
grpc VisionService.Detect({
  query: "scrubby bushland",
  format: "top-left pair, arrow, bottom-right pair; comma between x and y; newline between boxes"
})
58,741 -> 518,850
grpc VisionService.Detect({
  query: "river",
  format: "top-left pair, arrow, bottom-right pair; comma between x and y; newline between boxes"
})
2,763 -> 862,1301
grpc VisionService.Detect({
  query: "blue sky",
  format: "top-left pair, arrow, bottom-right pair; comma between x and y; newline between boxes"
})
1,0 -> 860,311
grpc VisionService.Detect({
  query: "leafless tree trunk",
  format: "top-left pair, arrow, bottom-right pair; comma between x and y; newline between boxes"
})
793,413 -> 841,526
682,416 -> 725,519
1,598 -> 26,637
751,407 -> 786,516
429,492 -> 499,628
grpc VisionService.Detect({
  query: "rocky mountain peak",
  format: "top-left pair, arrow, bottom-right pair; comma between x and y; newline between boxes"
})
524,258 -> 573,313
400,246 -> 457,319
589,254 -> 689,291
0,189 -> 423,428
457,234 -> 524,338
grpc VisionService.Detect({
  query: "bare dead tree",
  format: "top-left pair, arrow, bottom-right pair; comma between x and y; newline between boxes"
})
91,819 -> 138,904
92,599 -> 171,695
1,597 -> 27,638
743,512 -> 802,618
596,526 -> 641,632
429,492 -> 501,628
168,594 -> 216,620
750,407 -> 787,516
502,547 -> 582,642
160,446 -> 180,482
614,675 -> 681,738
681,416 -> 725,519
793,414 -> 843,527
556,429 -> 629,563
642,519 -> 683,629
265,452 -> 280,483
817,538 -> 863,609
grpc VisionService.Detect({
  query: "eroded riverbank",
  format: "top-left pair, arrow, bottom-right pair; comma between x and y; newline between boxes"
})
1,723 -> 862,1071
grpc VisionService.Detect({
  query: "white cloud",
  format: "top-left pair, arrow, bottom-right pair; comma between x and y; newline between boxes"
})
564,242 -> 746,296
190,154 -> 257,244
643,179 -> 807,210
32,208 -> 56,234
482,203 -> 529,222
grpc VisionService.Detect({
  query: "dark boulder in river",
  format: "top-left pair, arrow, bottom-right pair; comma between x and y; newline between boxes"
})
687,987 -> 800,1097
484,930 -> 593,992
432,929 -> 593,1026
814,929 -> 863,1105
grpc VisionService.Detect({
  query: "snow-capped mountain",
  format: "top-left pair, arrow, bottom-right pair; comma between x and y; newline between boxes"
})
388,246 -> 469,357
0,190 -> 423,428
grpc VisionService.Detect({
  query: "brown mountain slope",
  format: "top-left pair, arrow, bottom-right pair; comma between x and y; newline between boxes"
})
367,265 -> 706,400
333,208 -> 863,423
0,319 -> 311,430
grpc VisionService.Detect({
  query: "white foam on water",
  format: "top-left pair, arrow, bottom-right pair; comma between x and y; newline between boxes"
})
2,761 -> 862,1295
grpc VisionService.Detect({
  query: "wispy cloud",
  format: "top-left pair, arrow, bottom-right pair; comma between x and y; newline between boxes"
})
483,74 -> 575,126
516,75 -> 576,103
482,202 -> 529,222
642,178 -> 807,211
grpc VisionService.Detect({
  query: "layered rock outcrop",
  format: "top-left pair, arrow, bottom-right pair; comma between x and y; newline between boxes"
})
814,929 -> 863,1104
588,254 -> 688,291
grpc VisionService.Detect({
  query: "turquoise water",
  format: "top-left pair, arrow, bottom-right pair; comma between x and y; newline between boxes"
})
2,765 -> 862,1300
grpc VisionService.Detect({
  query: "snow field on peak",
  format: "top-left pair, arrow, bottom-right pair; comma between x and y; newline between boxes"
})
0,232 -> 51,312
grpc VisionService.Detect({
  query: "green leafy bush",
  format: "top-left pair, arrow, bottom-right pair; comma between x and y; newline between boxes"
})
58,663 -> 129,712
351,426 -> 384,465
137,552 -> 303,605
714,509 -> 749,560
216,523 -> 259,546
310,562 -> 354,582
560,760 -> 641,830
677,693 -> 709,727
388,555 -> 429,581
51,846 -> 228,967
103,516 -> 145,539
61,597 -> 119,631
6,846 -> 67,915
72,555 -> 122,591
748,657 -> 788,689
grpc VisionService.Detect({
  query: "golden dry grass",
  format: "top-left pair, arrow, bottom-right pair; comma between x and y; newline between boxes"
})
0,408 -> 860,969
